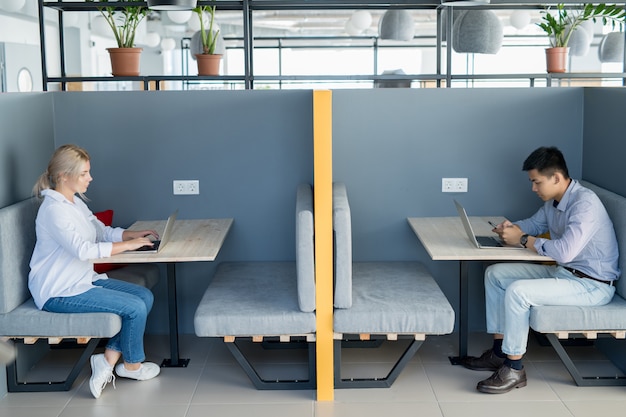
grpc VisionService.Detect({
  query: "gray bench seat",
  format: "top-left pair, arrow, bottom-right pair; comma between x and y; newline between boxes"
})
334,262 -> 455,336
530,296 -> 626,334
528,181 -> 626,386
0,197 -> 159,392
193,184 -> 316,390
332,183 -> 454,388
194,262 -> 316,338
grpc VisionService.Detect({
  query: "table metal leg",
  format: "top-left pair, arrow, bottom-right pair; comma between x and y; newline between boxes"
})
449,260 -> 469,365
161,262 -> 189,367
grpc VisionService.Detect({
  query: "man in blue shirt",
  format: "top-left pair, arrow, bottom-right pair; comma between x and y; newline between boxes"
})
461,146 -> 619,394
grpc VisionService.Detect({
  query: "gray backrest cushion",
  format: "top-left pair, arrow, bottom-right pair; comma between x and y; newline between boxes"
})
333,182 -> 352,308
296,183 -> 315,312
581,181 -> 626,298
0,198 -> 40,314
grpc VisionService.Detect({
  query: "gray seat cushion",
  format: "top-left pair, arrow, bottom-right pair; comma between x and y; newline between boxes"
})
581,181 -> 626,298
194,262 -> 316,337
0,198 -> 39,314
334,262 -> 455,335
0,299 -> 122,338
295,183 -> 315,312
530,294 -> 626,332
333,182 -> 353,309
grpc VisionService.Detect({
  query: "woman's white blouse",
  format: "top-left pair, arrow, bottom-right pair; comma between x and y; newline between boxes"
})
28,189 -> 124,309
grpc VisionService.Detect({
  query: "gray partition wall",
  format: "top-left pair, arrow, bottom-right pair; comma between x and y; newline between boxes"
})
50,90 -> 315,334
332,88 -> 584,331
582,88 -> 626,197
0,93 -> 55,208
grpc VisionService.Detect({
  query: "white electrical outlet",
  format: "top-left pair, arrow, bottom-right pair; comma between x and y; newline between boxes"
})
173,180 -> 200,195
442,178 -> 468,193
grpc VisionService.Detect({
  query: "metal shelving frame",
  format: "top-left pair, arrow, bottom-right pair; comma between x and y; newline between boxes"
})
38,0 -> 626,90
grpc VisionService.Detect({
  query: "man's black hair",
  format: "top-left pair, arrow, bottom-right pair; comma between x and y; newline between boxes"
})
522,146 -> 570,179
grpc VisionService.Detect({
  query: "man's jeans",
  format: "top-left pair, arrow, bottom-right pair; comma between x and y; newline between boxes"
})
485,263 -> 615,356
43,278 -> 153,364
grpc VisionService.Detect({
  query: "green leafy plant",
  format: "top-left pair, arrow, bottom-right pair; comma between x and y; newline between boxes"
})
537,3 -> 625,48
193,5 -> 220,54
89,0 -> 148,48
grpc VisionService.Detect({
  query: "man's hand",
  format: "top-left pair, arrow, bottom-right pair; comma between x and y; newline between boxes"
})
494,221 -> 524,246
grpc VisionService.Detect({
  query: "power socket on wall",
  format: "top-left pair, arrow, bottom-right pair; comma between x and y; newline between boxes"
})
173,180 -> 199,195
442,178 -> 468,193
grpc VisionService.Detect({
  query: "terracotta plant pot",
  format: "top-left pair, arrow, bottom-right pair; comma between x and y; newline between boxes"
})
195,54 -> 222,76
107,47 -> 143,77
545,47 -> 568,73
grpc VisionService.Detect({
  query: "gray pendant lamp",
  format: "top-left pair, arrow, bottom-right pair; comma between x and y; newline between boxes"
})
441,0 -> 490,5
598,32 -> 625,63
452,10 -> 503,54
374,69 -> 412,88
379,10 -> 415,41
147,0 -> 197,11
566,25 -> 591,57
440,9 -> 466,42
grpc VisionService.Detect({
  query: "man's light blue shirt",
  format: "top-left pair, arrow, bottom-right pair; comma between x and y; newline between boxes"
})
515,179 -> 620,282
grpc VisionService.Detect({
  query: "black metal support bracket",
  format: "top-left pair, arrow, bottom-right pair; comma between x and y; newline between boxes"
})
544,333 -> 626,386
224,338 -> 316,390
334,336 -> 424,389
7,338 -> 100,392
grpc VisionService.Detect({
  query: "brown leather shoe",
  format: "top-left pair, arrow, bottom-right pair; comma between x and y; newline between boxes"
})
477,364 -> 527,394
459,349 -> 505,371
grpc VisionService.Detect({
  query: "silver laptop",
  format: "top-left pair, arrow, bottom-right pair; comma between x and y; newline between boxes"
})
453,200 -> 522,249
128,210 -> 178,253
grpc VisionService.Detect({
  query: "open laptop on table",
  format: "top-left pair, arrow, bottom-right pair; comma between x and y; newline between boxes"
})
128,210 -> 178,253
453,200 -> 523,249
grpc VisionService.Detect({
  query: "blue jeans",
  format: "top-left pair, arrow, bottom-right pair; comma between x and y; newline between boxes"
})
43,278 -> 153,364
484,263 -> 615,357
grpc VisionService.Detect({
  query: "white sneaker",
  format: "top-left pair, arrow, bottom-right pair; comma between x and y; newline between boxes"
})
89,354 -> 115,399
115,362 -> 161,381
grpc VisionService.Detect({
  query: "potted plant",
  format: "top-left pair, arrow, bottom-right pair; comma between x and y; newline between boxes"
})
192,5 -> 222,76
537,3 -> 625,73
90,0 -> 148,76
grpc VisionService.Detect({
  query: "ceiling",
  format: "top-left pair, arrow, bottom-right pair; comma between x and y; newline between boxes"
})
157,8 -> 546,39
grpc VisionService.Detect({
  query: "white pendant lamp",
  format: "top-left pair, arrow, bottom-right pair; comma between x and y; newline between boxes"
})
167,10 -> 193,24
351,11 -> 372,31
161,38 -> 177,52
0,0 -> 26,13
147,0 -> 197,11
509,10 -> 531,30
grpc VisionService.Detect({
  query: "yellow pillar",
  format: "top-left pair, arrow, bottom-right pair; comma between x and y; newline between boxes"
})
313,90 -> 334,401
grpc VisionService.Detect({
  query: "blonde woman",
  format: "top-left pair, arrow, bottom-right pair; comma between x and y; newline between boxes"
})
29,144 -> 161,398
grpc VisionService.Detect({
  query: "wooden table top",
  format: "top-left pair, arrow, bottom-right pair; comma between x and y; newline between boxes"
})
94,218 -> 234,264
407,216 -> 551,262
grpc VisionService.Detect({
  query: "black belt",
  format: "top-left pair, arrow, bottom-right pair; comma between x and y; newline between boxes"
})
563,266 -> 613,286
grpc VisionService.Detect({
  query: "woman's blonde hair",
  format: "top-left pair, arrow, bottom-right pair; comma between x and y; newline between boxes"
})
33,144 -> 90,198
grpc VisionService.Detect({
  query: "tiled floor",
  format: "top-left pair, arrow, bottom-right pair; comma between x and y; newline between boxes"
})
2,332 -> 626,417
